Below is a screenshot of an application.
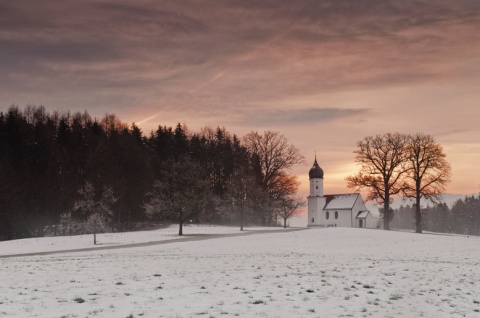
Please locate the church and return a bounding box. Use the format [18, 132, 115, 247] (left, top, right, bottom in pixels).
[307, 157, 376, 228]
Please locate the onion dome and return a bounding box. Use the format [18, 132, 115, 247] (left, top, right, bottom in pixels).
[309, 158, 324, 179]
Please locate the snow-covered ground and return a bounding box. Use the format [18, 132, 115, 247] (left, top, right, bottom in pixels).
[0, 224, 281, 256]
[1, 227, 479, 317]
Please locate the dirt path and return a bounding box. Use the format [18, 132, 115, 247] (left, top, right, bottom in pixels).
[0, 227, 307, 259]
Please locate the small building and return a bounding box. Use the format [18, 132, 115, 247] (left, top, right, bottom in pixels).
[307, 157, 376, 228]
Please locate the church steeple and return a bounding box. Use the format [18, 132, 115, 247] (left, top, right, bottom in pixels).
[309, 156, 324, 197]
[309, 155, 324, 179]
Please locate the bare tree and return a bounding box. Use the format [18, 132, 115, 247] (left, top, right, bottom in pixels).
[346, 133, 409, 230]
[74, 181, 117, 244]
[242, 131, 304, 224]
[404, 133, 451, 233]
[275, 196, 305, 228]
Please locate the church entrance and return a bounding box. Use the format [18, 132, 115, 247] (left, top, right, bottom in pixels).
[359, 219, 364, 228]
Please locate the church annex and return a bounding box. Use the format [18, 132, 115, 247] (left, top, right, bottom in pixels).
[307, 157, 376, 228]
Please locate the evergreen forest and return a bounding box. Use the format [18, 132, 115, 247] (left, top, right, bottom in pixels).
[0, 105, 304, 240]
[390, 196, 480, 236]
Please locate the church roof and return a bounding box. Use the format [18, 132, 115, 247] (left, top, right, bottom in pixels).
[324, 193, 359, 210]
[309, 158, 324, 179]
[356, 211, 369, 219]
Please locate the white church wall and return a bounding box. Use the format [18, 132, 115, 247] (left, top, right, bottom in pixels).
[351, 197, 377, 229]
[309, 179, 323, 197]
[307, 196, 326, 226]
[307, 197, 317, 226]
[351, 196, 366, 228]
[365, 212, 377, 228]
[323, 209, 352, 227]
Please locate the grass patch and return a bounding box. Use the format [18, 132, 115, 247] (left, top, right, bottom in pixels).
[196, 311, 209, 315]
[74, 297, 85, 303]
[389, 293, 403, 300]
[251, 300, 264, 304]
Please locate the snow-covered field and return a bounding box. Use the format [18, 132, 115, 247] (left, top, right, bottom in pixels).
[0, 224, 271, 256]
[1, 227, 479, 318]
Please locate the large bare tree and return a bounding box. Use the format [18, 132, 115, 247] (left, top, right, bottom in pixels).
[243, 131, 305, 200]
[404, 133, 451, 233]
[346, 133, 409, 230]
[243, 131, 305, 224]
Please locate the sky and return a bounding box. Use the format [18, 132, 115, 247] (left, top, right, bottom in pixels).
[1, 0, 479, 197]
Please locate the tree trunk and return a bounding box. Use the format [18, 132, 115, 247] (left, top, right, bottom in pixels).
[93, 233, 97, 245]
[283, 217, 287, 228]
[383, 199, 390, 230]
[178, 222, 183, 236]
[127, 209, 131, 231]
[383, 216, 390, 230]
[240, 206, 245, 231]
[415, 192, 422, 233]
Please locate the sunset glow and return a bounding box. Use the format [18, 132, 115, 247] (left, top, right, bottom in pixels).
[2, 1, 479, 197]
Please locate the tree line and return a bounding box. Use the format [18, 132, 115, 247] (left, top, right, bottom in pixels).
[346, 132, 452, 233]
[0, 105, 304, 240]
[391, 196, 480, 236]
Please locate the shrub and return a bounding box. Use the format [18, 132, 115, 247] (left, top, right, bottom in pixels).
[74, 297, 85, 303]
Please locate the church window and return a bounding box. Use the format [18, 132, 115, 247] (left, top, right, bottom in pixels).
[335, 211, 338, 219]
[326, 211, 329, 220]
[316, 186, 318, 189]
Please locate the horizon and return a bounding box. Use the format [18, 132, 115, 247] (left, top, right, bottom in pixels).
[1, 1, 479, 197]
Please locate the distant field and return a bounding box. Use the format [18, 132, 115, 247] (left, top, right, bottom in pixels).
[0, 227, 479, 317]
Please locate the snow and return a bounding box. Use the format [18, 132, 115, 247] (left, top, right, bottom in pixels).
[325, 194, 358, 210]
[357, 211, 369, 218]
[0, 225, 280, 256]
[1, 227, 479, 317]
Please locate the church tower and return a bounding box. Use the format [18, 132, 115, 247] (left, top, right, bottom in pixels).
[309, 157, 324, 197]
[307, 157, 326, 226]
